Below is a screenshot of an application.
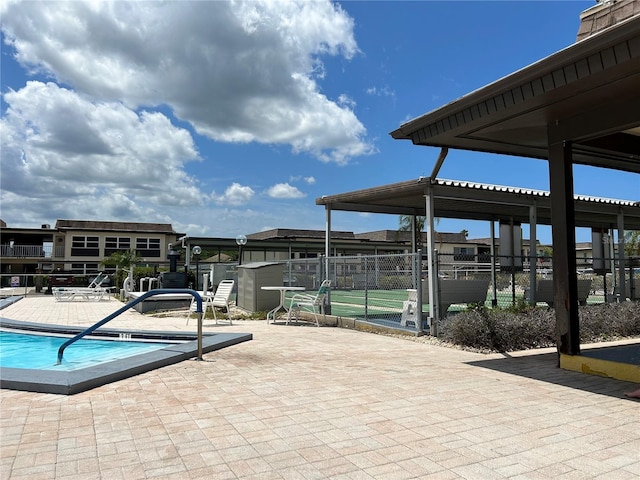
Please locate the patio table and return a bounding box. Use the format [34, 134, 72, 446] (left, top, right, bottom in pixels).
[261, 286, 305, 323]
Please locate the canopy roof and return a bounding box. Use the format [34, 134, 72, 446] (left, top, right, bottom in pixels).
[316, 177, 640, 230]
[390, 15, 640, 174]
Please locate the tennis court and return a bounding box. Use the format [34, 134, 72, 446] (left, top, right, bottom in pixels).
[283, 287, 608, 329]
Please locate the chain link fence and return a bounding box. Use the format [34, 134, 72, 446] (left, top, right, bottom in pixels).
[275, 251, 639, 334]
[3, 252, 638, 335]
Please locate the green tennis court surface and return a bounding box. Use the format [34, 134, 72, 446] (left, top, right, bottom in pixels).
[284, 288, 606, 320]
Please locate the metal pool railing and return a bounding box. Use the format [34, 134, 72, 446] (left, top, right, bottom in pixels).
[56, 289, 203, 364]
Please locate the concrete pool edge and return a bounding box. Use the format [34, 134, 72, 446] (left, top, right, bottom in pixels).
[0, 318, 252, 395]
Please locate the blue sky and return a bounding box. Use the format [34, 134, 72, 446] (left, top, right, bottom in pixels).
[1, 1, 637, 245]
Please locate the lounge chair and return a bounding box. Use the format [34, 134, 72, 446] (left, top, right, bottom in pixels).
[185, 280, 235, 325]
[211, 279, 235, 325]
[53, 273, 110, 302]
[286, 280, 331, 327]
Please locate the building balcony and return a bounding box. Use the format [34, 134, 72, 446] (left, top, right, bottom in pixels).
[0, 245, 65, 259]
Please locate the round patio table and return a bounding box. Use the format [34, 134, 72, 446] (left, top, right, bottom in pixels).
[261, 286, 305, 323]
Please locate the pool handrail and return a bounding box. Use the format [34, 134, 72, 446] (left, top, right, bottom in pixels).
[56, 289, 203, 364]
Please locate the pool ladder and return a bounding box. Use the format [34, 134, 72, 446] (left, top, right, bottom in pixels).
[56, 289, 205, 364]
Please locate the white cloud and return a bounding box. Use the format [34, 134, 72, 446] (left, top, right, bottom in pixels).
[266, 183, 305, 199]
[0, 81, 204, 219]
[289, 175, 316, 184]
[366, 86, 395, 98]
[1, 0, 374, 164]
[337, 94, 356, 109]
[212, 183, 255, 206]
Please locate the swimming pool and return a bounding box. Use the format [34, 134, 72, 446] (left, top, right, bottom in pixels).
[1, 330, 177, 370]
[0, 318, 252, 395]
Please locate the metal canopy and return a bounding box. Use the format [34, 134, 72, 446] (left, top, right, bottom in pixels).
[390, 15, 640, 174]
[316, 177, 640, 230]
[382, 12, 640, 353]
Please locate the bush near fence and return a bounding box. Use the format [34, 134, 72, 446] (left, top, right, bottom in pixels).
[441, 302, 640, 352]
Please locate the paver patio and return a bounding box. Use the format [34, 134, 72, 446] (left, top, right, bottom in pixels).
[1, 295, 638, 479]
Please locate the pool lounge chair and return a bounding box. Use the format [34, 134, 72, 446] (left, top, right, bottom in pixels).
[187, 280, 235, 326]
[53, 273, 111, 302]
[0, 287, 17, 297]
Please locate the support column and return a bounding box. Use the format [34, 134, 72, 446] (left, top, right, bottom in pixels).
[411, 216, 417, 254]
[324, 206, 332, 314]
[548, 140, 580, 356]
[529, 204, 538, 305]
[617, 212, 627, 301]
[325, 207, 331, 260]
[424, 186, 437, 334]
[490, 221, 497, 307]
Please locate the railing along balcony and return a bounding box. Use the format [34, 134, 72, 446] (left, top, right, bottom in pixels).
[0, 244, 62, 259]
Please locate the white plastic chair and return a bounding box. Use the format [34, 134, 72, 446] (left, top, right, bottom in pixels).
[286, 280, 331, 327]
[211, 279, 235, 325]
[185, 293, 212, 325]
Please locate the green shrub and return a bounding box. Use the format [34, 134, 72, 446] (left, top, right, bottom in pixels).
[441, 302, 640, 352]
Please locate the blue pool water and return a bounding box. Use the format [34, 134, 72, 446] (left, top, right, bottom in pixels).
[0, 330, 176, 371]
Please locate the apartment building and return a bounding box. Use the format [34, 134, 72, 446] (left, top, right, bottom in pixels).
[0, 219, 182, 284]
[2, 218, 553, 287]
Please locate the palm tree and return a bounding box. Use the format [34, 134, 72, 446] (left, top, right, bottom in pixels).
[101, 249, 141, 289]
[624, 230, 640, 264]
[102, 249, 140, 270]
[399, 215, 425, 252]
[399, 215, 445, 252]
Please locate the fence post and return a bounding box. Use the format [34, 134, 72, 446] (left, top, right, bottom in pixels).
[432, 250, 441, 336]
[320, 254, 331, 315]
[415, 250, 424, 334]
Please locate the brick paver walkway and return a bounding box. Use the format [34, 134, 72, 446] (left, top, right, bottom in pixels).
[1, 296, 639, 479]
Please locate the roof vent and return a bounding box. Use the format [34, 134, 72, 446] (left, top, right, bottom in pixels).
[41, 224, 51, 229]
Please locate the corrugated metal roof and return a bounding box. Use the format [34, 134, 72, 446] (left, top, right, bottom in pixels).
[316, 177, 640, 230]
[433, 178, 638, 206]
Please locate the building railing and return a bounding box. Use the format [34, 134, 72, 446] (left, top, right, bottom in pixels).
[0, 245, 65, 258]
[1, 245, 46, 258]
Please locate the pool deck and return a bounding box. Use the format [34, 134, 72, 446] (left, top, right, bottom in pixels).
[1, 295, 639, 479]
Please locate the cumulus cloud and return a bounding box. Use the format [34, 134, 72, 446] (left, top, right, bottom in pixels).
[212, 183, 255, 206]
[0, 81, 204, 218]
[289, 175, 316, 184]
[266, 183, 305, 199]
[1, 0, 374, 164]
[0, 0, 380, 235]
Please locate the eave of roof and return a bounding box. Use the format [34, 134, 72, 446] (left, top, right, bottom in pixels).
[390, 14, 640, 173]
[54, 219, 177, 234]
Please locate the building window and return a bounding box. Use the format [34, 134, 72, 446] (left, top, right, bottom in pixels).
[105, 237, 131, 256]
[453, 247, 476, 262]
[136, 237, 161, 258]
[70, 263, 99, 274]
[71, 236, 100, 257]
